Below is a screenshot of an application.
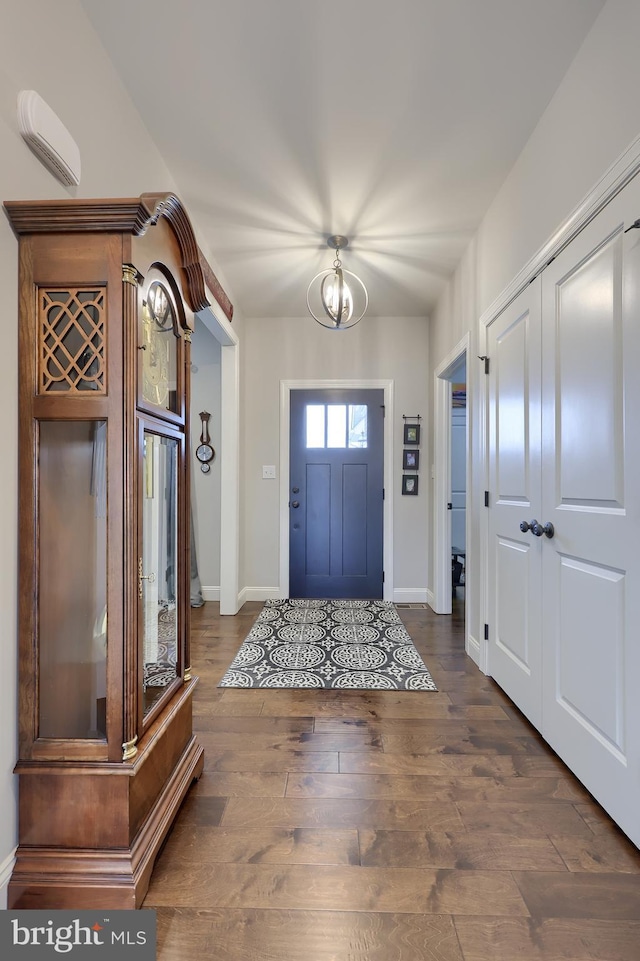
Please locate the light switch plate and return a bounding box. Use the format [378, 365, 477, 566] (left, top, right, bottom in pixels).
[262, 465, 276, 479]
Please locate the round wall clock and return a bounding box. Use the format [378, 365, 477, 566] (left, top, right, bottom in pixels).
[196, 411, 214, 472]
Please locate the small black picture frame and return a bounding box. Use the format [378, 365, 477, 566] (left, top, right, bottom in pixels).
[402, 474, 419, 495]
[403, 423, 420, 445]
[403, 449, 419, 470]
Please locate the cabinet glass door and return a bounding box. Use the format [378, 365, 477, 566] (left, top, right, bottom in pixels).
[141, 430, 180, 716]
[139, 280, 180, 414]
[38, 421, 107, 740]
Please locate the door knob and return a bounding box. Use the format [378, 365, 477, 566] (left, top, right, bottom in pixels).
[291, 501, 300, 508]
[520, 519, 542, 535]
[520, 518, 554, 538]
[292, 487, 300, 493]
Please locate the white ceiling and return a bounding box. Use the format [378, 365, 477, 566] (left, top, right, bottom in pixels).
[79, 0, 605, 319]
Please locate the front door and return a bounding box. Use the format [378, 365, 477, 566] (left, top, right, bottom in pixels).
[289, 388, 384, 598]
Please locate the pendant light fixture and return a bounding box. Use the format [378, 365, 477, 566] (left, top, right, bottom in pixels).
[306, 235, 368, 329]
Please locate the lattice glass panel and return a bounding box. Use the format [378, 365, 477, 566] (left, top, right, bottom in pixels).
[39, 288, 105, 393]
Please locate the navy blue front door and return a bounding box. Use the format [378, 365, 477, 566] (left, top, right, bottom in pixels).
[289, 388, 384, 598]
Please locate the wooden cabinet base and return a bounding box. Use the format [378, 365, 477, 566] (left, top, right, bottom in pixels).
[8, 683, 204, 910]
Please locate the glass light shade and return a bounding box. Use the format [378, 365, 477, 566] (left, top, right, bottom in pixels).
[307, 266, 368, 329]
[321, 268, 353, 325]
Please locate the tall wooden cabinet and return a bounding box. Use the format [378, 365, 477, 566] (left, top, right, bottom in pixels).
[5, 193, 207, 908]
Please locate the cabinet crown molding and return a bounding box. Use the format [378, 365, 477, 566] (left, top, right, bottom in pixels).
[3, 192, 231, 316]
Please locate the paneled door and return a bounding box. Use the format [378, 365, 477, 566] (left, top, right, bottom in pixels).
[289, 388, 384, 599]
[487, 174, 640, 848]
[487, 277, 543, 728]
[540, 180, 640, 847]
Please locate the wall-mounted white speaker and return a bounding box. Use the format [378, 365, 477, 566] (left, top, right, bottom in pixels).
[17, 90, 81, 186]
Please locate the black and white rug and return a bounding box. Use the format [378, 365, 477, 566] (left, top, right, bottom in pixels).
[218, 599, 437, 691]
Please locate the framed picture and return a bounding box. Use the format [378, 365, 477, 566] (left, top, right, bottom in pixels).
[402, 474, 419, 495]
[403, 449, 419, 470]
[403, 423, 420, 445]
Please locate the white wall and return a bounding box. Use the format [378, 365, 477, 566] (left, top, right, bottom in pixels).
[242, 315, 430, 597]
[477, 0, 640, 315]
[0, 0, 227, 906]
[190, 320, 222, 597]
[429, 0, 640, 656]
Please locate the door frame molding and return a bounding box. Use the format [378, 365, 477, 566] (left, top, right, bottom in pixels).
[198, 306, 240, 614]
[279, 379, 394, 601]
[433, 337, 470, 633]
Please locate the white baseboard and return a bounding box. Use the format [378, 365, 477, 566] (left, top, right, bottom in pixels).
[392, 588, 429, 604]
[200, 586, 220, 602]
[425, 588, 435, 607]
[229, 588, 434, 606]
[0, 847, 16, 909]
[243, 587, 284, 603]
[466, 632, 480, 667]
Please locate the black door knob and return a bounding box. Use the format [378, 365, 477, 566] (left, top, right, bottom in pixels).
[291, 501, 300, 508]
[520, 518, 554, 539]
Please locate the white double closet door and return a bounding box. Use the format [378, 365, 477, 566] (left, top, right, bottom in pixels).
[487, 173, 640, 848]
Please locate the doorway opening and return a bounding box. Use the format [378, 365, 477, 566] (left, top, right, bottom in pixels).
[433, 336, 469, 637]
[193, 306, 240, 614]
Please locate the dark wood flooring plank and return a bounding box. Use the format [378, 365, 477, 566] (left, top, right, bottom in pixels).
[456, 801, 594, 837]
[156, 908, 209, 960]
[198, 731, 383, 752]
[193, 697, 266, 717]
[145, 862, 529, 916]
[549, 833, 640, 873]
[259, 693, 451, 719]
[512, 871, 640, 920]
[454, 917, 640, 961]
[285, 773, 589, 803]
[381, 733, 547, 755]
[193, 771, 287, 797]
[338, 752, 568, 777]
[313, 705, 513, 725]
[158, 908, 465, 961]
[359, 829, 567, 872]
[194, 715, 314, 733]
[378, 718, 543, 737]
[221, 797, 466, 832]
[202, 748, 340, 773]
[157, 825, 360, 866]
[171, 794, 227, 827]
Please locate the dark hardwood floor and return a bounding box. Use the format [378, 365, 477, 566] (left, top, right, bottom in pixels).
[143, 600, 640, 960]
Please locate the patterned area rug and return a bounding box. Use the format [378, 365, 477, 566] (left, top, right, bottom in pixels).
[218, 599, 437, 691]
[143, 607, 177, 689]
